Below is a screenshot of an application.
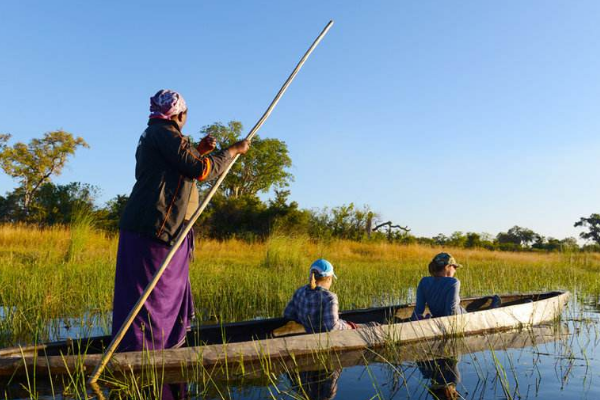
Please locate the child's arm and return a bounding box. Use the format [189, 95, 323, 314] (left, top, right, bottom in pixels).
[324, 293, 352, 330]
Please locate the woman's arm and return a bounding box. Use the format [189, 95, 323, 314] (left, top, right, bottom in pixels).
[445, 279, 462, 316]
[411, 279, 427, 320]
[155, 129, 248, 181]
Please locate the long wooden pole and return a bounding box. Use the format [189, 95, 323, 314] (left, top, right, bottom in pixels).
[88, 20, 334, 384]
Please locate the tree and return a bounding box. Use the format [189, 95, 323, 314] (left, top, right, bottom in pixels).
[198, 122, 292, 198]
[30, 182, 98, 225]
[0, 189, 25, 222]
[306, 203, 375, 241]
[507, 226, 537, 247]
[97, 194, 129, 231]
[560, 237, 578, 249]
[447, 231, 467, 248]
[433, 233, 448, 246]
[0, 131, 89, 215]
[265, 190, 310, 235]
[329, 203, 372, 241]
[497, 226, 539, 248]
[200, 194, 269, 240]
[574, 214, 600, 245]
[465, 232, 481, 248]
[531, 234, 546, 250]
[372, 220, 410, 242]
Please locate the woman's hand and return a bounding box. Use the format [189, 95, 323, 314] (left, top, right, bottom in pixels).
[197, 135, 217, 155]
[227, 139, 251, 158]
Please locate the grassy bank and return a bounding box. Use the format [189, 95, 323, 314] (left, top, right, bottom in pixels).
[0, 223, 599, 347]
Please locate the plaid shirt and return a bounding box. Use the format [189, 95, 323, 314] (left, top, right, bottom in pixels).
[283, 285, 351, 333]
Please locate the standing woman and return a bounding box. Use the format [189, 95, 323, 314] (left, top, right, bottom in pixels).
[113, 89, 249, 351]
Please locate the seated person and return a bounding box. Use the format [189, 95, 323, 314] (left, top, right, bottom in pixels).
[284, 259, 356, 333]
[411, 252, 467, 320]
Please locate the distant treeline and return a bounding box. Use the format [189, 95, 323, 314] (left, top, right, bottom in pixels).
[1, 124, 599, 253]
[0, 181, 598, 253]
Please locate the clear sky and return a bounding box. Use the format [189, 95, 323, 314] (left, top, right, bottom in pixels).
[1, 1, 599, 240]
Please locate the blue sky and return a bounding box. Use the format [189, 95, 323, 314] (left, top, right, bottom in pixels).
[1, 1, 599, 240]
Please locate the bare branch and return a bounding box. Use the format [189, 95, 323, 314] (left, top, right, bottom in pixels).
[373, 221, 411, 232]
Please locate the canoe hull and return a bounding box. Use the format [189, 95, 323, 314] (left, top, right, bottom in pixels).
[0, 291, 569, 378]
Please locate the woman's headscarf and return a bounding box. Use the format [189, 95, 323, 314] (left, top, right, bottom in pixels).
[149, 89, 187, 120]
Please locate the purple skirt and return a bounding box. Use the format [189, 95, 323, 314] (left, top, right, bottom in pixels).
[111, 230, 194, 352]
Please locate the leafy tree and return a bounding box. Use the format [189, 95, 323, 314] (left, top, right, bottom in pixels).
[199, 194, 268, 240]
[0, 189, 25, 222]
[560, 237, 578, 249]
[574, 214, 600, 245]
[198, 121, 293, 198]
[544, 237, 562, 251]
[0, 131, 89, 215]
[308, 208, 333, 241]
[531, 234, 547, 250]
[433, 234, 448, 246]
[328, 203, 372, 241]
[582, 243, 600, 252]
[479, 232, 495, 243]
[497, 231, 519, 246]
[447, 231, 467, 248]
[415, 236, 435, 246]
[265, 190, 310, 235]
[393, 231, 416, 245]
[331, 204, 357, 240]
[532, 236, 578, 252]
[507, 226, 537, 247]
[497, 226, 539, 248]
[97, 194, 129, 231]
[30, 182, 98, 225]
[465, 232, 481, 248]
[306, 203, 375, 241]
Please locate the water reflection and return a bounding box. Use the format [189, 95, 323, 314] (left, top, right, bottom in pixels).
[287, 357, 464, 400]
[291, 369, 341, 400]
[279, 324, 566, 400]
[2, 318, 595, 400]
[161, 383, 188, 400]
[417, 358, 461, 400]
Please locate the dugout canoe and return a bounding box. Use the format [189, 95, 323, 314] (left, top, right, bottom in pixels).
[2, 324, 567, 396]
[0, 291, 569, 378]
[197, 322, 568, 382]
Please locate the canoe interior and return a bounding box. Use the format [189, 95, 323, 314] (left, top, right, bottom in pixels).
[0, 291, 564, 359]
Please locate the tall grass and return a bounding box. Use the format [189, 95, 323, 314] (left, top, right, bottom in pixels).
[0, 223, 599, 347]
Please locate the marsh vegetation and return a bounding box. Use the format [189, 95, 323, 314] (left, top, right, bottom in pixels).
[1, 224, 599, 399]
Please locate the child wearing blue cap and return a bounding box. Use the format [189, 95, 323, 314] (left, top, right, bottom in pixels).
[283, 259, 357, 333]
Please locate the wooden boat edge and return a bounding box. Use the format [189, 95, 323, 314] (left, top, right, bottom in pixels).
[0, 291, 570, 377]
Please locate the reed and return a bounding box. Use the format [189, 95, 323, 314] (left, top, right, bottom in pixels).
[1, 223, 599, 348]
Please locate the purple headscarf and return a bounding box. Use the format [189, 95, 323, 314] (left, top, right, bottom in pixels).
[149, 89, 188, 120]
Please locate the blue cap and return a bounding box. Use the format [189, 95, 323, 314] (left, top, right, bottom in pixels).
[309, 259, 337, 279]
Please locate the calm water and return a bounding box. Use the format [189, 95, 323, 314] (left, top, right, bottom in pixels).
[3, 300, 600, 400]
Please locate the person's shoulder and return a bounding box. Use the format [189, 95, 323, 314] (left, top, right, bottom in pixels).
[147, 119, 181, 137]
[441, 277, 460, 286]
[322, 289, 338, 302]
[294, 285, 310, 296]
[418, 276, 434, 286]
